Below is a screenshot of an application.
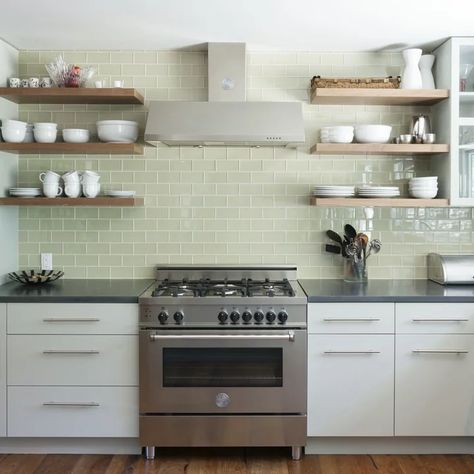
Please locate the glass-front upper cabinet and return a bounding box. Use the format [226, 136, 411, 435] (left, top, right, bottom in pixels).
[433, 37, 474, 206]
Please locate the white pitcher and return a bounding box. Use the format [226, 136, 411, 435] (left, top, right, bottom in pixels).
[419, 54, 436, 89]
[401, 48, 423, 89]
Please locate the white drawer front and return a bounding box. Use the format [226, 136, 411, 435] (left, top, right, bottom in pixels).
[308, 334, 394, 436]
[7, 303, 138, 335]
[308, 303, 394, 334]
[8, 386, 138, 437]
[396, 303, 474, 334]
[395, 334, 474, 436]
[8, 335, 138, 386]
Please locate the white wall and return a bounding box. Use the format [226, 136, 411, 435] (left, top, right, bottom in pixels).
[0, 39, 18, 282]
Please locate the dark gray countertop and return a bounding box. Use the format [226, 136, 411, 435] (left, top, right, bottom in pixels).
[0, 279, 154, 303]
[298, 279, 474, 303]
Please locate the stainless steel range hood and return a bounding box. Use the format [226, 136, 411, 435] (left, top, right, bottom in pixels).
[145, 43, 305, 147]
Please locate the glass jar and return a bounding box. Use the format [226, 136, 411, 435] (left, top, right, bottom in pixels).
[343, 257, 368, 283]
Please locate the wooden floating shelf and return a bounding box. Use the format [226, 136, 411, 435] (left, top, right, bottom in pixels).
[0, 142, 144, 155]
[0, 87, 144, 105]
[310, 197, 449, 208]
[0, 197, 144, 207]
[311, 143, 449, 155]
[310, 88, 449, 106]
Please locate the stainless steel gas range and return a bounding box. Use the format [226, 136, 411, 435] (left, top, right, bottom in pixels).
[138, 265, 307, 461]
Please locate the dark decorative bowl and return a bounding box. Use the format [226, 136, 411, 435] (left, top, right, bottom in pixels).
[8, 270, 64, 285]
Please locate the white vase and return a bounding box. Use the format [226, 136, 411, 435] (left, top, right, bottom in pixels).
[401, 48, 423, 89]
[419, 54, 436, 89]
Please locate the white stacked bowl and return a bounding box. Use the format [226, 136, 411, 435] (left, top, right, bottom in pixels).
[320, 126, 354, 144]
[34, 122, 58, 143]
[1, 119, 27, 143]
[409, 176, 438, 199]
[355, 125, 392, 144]
[63, 129, 90, 143]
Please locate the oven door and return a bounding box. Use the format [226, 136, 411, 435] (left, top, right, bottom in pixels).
[139, 328, 306, 414]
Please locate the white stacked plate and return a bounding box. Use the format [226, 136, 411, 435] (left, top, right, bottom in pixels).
[313, 185, 356, 197]
[409, 176, 438, 199]
[9, 187, 41, 198]
[358, 186, 400, 198]
[107, 190, 136, 198]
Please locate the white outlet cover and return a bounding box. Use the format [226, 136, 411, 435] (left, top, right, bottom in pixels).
[41, 253, 53, 271]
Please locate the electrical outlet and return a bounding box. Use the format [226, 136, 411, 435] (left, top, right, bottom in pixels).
[41, 253, 53, 271]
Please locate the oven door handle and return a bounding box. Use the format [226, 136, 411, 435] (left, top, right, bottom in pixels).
[149, 331, 296, 342]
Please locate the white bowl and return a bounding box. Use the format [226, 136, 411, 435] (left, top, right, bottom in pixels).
[34, 122, 58, 129]
[355, 125, 392, 144]
[63, 129, 90, 144]
[1, 126, 26, 143]
[2, 119, 27, 128]
[409, 188, 438, 198]
[34, 128, 57, 143]
[96, 120, 139, 143]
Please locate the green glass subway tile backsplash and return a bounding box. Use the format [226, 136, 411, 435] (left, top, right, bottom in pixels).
[15, 50, 473, 279]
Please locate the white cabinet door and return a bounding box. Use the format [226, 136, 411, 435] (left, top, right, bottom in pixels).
[308, 334, 394, 436]
[395, 334, 474, 435]
[8, 335, 138, 386]
[8, 386, 138, 437]
[308, 303, 394, 334]
[0, 304, 5, 436]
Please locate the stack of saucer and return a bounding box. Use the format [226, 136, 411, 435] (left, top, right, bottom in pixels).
[358, 185, 400, 198]
[9, 187, 41, 198]
[313, 185, 356, 198]
[409, 177, 438, 199]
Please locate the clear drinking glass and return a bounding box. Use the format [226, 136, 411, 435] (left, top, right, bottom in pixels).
[343, 257, 368, 283]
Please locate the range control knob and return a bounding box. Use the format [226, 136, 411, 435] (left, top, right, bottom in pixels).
[158, 311, 169, 324]
[230, 311, 240, 323]
[278, 311, 288, 324]
[254, 311, 264, 323]
[242, 311, 253, 323]
[173, 311, 184, 324]
[266, 311, 276, 323]
[218, 311, 229, 324]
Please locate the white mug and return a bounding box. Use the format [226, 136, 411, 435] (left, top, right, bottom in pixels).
[62, 170, 80, 183]
[39, 170, 61, 183]
[43, 183, 62, 198]
[29, 77, 40, 88]
[113, 80, 124, 88]
[9, 77, 20, 88]
[40, 77, 52, 88]
[83, 182, 100, 198]
[94, 80, 106, 88]
[65, 183, 81, 198]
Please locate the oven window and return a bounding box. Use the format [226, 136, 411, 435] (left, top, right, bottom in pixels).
[163, 348, 283, 387]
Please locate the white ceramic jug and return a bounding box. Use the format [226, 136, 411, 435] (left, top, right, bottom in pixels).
[419, 54, 436, 89]
[401, 48, 423, 89]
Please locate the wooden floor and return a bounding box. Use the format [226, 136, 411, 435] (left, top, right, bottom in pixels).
[0, 449, 473, 473]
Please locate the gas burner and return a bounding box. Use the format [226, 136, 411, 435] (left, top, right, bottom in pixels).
[247, 278, 295, 297]
[204, 281, 247, 297]
[152, 279, 202, 297]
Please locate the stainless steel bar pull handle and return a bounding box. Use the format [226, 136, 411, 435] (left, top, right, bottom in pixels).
[324, 350, 380, 354]
[43, 318, 100, 322]
[150, 331, 295, 342]
[412, 349, 469, 354]
[412, 318, 469, 322]
[323, 318, 381, 322]
[43, 402, 100, 407]
[42, 350, 100, 354]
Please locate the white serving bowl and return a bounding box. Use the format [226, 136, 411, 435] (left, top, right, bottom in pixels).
[63, 129, 90, 144]
[1, 126, 26, 143]
[355, 125, 392, 144]
[409, 188, 438, 199]
[96, 120, 139, 143]
[34, 127, 57, 143]
[2, 119, 27, 129]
